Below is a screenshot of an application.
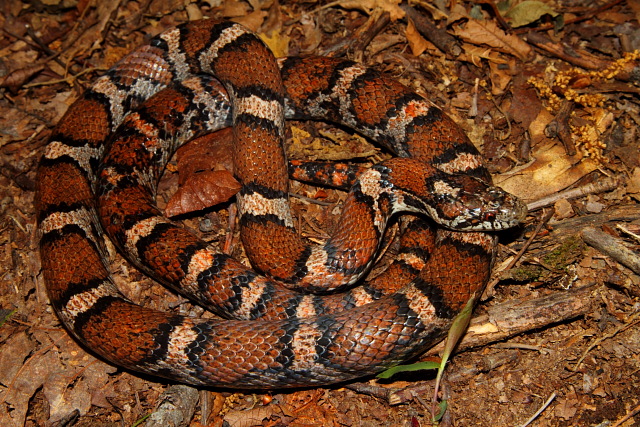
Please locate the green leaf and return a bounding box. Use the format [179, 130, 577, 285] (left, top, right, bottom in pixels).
[430, 296, 477, 421]
[0, 309, 17, 329]
[376, 361, 441, 379]
[504, 1, 559, 28]
[432, 400, 448, 422]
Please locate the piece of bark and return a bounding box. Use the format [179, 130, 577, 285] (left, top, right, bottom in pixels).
[525, 31, 640, 83]
[320, 10, 391, 58]
[401, 4, 461, 57]
[549, 205, 640, 236]
[582, 227, 640, 275]
[426, 283, 597, 355]
[145, 385, 199, 427]
[545, 99, 576, 156]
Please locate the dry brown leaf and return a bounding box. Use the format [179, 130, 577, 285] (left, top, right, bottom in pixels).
[0, 332, 116, 426]
[175, 129, 235, 186]
[553, 198, 574, 220]
[0, 64, 45, 93]
[488, 57, 515, 95]
[452, 19, 532, 61]
[222, 0, 253, 18]
[62, 1, 122, 59]
[165, 170, 241, 217]
[233, 9, 269, 32]
[336, 0, 405, 21]
[223, 404, 290, 427]
[494, 142, 599, 202]
[626, 168, 640, 201]
[260, 28, 290, 58]
[406, 19, 431, 56]
[298, 16, 324, 54]
[166, 129, 241, 217]
[458, 43, 509, 66]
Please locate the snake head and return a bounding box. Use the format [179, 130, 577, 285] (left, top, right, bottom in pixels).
[429, 174, 528, 231]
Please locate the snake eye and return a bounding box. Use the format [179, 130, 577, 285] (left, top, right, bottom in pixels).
[483, 212, 496, 223]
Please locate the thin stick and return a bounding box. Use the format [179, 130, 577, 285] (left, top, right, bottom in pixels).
[519, 392, 557, 427]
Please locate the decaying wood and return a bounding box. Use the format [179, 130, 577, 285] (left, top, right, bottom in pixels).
[401, 4, 461, 57]
[347, 284, 596, 405]
[145, 385, 199, 427]
[525, 31, 640, 83]
[320, 9, 391, 58]
[427, 283, 597, 355]
[545, 99, 576, 156]
[582, 227, 640, 275]
[526, 176, 622, 211]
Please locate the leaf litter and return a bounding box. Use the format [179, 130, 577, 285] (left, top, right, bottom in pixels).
[1, 0, 640, 425]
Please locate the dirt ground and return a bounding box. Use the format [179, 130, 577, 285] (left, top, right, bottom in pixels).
[1, 0, 640, 426]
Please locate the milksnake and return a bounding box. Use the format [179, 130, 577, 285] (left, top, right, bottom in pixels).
[36, 19, 526, 388]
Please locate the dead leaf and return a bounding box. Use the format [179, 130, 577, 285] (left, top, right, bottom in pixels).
[503, 1, 559, 28]
[0, 64, 45, 93]
[165, 170, 241, 217]
[336, 0, 405, 21]
[222, 0, 252, 18]
[458, 43, 509, 68]
[452, 19, 532, 61]
[223, 404, 290, 427]
[554, 392, 579, 420]
[494, 142, 599, 202]
[406, 19, 430, 56]
[260, 28, 290, 58]
[233, 10, 269, 32]
[553, 198, 574, 220]
[0, 332, 116, 425]
[626, 168, 640, 202]
[488, 57, 515, 95]
[175, 129, 235, 187]
[166, 129, 241, 217]
[298, 16, 324, 54]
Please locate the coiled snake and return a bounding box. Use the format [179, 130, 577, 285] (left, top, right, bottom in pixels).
[36, 19, 526, 388]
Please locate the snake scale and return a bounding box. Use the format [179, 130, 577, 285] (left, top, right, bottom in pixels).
[35, 19, 526, 388]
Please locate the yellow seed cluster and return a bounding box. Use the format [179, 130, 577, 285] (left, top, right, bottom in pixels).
[527, 50, 639, 160]
[570, 123, 608, 161]
[528, 50, 640, 111]
[592, 50, 640, 80]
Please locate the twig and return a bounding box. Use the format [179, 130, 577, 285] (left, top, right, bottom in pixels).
[22, 67, 108, 89]
[525, 31, 639, 83]
[611, 401, 640, 427]
[545, 100, 576, 156]
[484, 208, 554, 298]
[519, 392, 557, 427]
[526, 176, 622, 211]
[515, 0, 625, 34]
[145, 385, 199, 427]
[401, 4, 461, 56]
[569, 309, 640, 371]
[349, 10, 391, 62]
[616, 223, 640, 243]
[430, 283, 597, 357]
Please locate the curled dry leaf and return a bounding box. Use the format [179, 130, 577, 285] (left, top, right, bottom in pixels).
[0, 64, 45, 93]
[165, 170, 241, 217]
[406, 19, 431, 56]
[165, 129, 241, 217]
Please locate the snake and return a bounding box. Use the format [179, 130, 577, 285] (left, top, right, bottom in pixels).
[35, 19, 526, 388]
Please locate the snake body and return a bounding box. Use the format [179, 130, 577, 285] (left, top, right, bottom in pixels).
[36, 19, 526, 388]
